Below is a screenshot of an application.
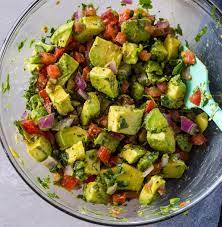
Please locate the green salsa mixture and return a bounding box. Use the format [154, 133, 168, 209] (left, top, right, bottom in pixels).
[15, 2, 209, 206]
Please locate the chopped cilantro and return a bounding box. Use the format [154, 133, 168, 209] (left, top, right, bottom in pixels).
[174, 24, 183, 36]
[139, 0, 152, 9]
[119, 117, 128, 129]
[2, 73, 10, 94]
[47, 192, 59, 199]
[185, 40, 190, 49]
[172, 60, 185, 75]
[195, 26, 208, 42]
[29, 39, 36, 48]
[81, 3, 87, 10]
[37, 176, 51, 189]
[18, 39, 27, 52]
[211, 5, 217, 21]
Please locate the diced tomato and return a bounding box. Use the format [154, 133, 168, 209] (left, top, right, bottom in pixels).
[176, 151, 189, 162]
[39, 89, 51, 113]
[189, 89, 201, 106]
[46, 64, 61, 79]
[84, 6, 97, 16]
[145, 100, 156, 113]
[101, 9, 119, 25]
[125, 191, 139, 199]
[168, 110, 180, 122]
[112, 192, 127, 205]
[39, 89, 49, 100]
[87, 123, 102, 139]
[97, 146, 110, 165]
[98, 116, 108, 128]
[191, 134, 207, 145]
[73, 52, 85, 64]
[42, 131, 55, 145]
[37, 74, 48, 91]
[121, 80, 130, 93]
[82, 66, 91, 81]
[74, 22, 84, 33]
[145, 86, 161, 97]
[40, 52, 57, 65]
[79, 45, 86, 53]
[21, 120, 41, 135]
[119, 9, 131, 24]
[139, 50, 151, 61]
[104, 24, 119, 40]
[157, 82, 168, 93]
[109, 132, 125, 141]
[61, 175, 79, 191]
[115, 32, 127, 45]
[150, 162, 162, 175]
[109, 156, 120, 167]
[54, 47, 65, 59]
[179, 201, 188, 208]
[84, 175, 97, 183]
[181, 50, 196, 65]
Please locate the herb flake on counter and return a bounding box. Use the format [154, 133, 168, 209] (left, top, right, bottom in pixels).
[139, 0, 153, 9]
[18, 39, 27, 52]
[29, 39, 36, 48]
[37, 176, 51, 189]
[195, 26, 208, 42]
[2, 73, 10, 94]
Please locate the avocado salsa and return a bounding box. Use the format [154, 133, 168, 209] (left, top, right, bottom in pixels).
[15, 4, 209, 206]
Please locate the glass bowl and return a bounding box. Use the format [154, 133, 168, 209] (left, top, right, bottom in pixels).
[1, 0, 222, 225]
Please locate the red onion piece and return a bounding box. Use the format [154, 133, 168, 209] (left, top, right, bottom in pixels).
[106, 61, 118, 74]
[153, 20, 170, 37]
[73, 10, 83, 20]
[75, 73, 87, 91]
[156, 21, 170, 29]
[77, 89, 89, 100]
[38, 113, 55, 130]
[52, 117, 74, 131]
[161, 154, 169, 167]
[121, 0, 132, 4]
[181, 116, 199, 135]
[142, 165, 154, 177]
[64, 165, 74, 176]
[21, 111, 28, 120]
[163, 113, 174, 126]
[109, 132, 125, 141]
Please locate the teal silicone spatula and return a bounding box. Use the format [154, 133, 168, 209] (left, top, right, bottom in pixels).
[184, 53, 222, 131]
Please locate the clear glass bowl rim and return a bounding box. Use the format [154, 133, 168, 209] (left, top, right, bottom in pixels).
[0, 0, 222, 226]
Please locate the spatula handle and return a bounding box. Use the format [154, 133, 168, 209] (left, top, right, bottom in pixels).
[202, 99, 222, 131]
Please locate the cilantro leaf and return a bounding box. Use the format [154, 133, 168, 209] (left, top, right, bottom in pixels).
[47, 192, 59, 199]
[174, 24, 183, 36]
[18, 39, 27, 52]
[195, 26, 208, 42]
[37, 176, 51, 189]
[139, 0, 153, 9]
[2, 73, 10, 94]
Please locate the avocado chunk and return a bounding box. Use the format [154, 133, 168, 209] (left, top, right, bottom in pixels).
[131, 82, 144, 100]
[55, 126, 87, 150]
[57, 53, 79, 86]
[151, 40, 168, 62]
[89, 37, 122, 68]
[31, 107, 48, 123]
[120, 144, 146, 164]
[34, 41, 55, 53]
[51, 20, 74, 47]
[144, 108, 169, 133]
[90, 67, 119, 98]
[108, 106, 144, 135]
[121, 19, 151, 43]
[24, 58, 43, 75]
[26, 136, 52, 162]
[145, 60, 163, 76]
[122, 42, 143, 65]
[46, 85, 73, 116]
[85, 150, 100, 175]
[65, 141, 85, 165]
[117, 63, 132, 81]
[147, 127, 176, 153]
[164, 34, 181, 60]
[74, 16, 105, 43]
[163, 156, 187, 178]
[94, 132, 120, 153]
[195, 112, 208, 133]
[81, 92, 100, 126]
[176, 134, 192, 152]
[161, 75, 186, 109]
[139, 175, 165, 205]
[84, 182, 108, 204]
[111, 163, 144, 191]
[137, 151, 159, 172]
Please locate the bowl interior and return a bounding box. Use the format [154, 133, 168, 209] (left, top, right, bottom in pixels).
[1, 0, 222, 225]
